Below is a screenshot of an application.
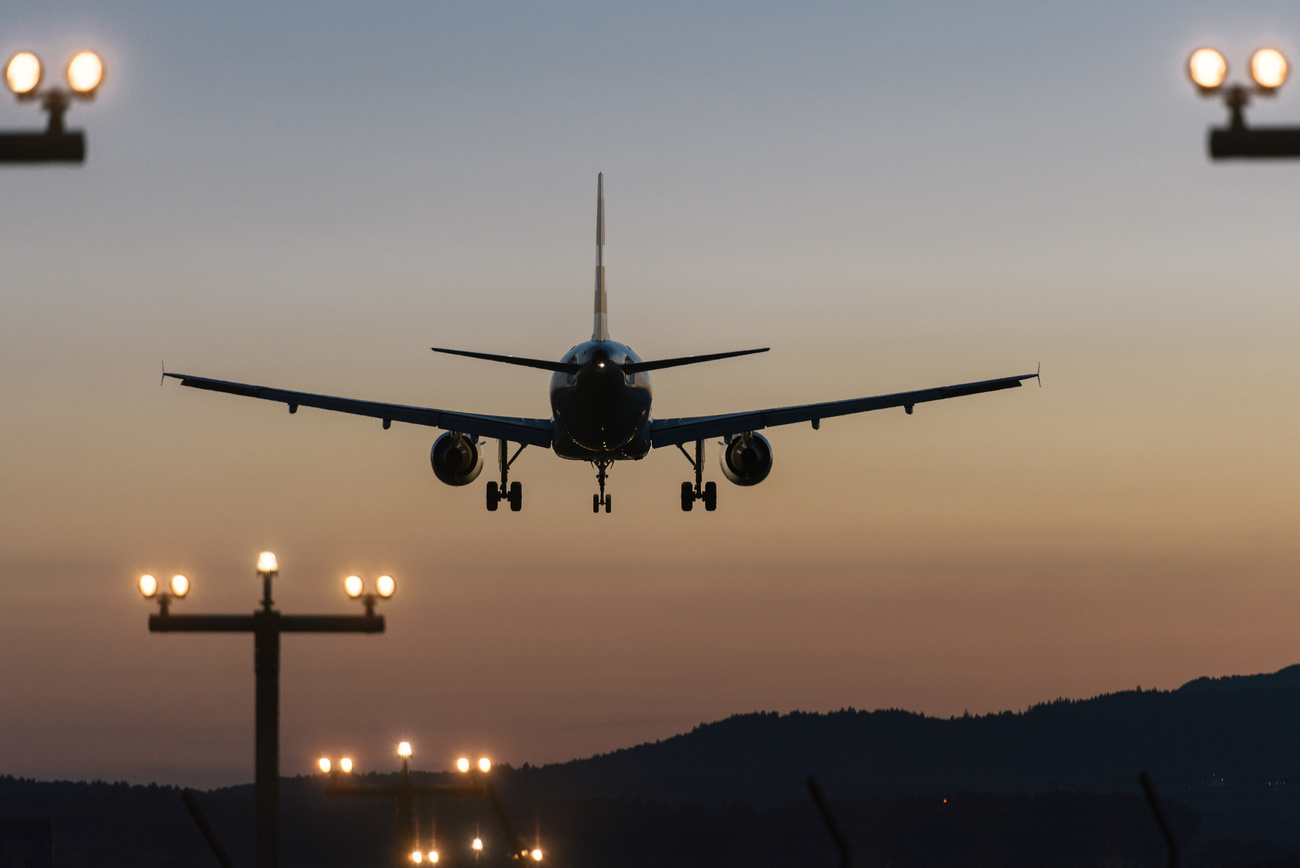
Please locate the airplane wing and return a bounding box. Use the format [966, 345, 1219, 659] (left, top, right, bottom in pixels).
[163, 373, 554, 448]
[649, 372, 1037, 447]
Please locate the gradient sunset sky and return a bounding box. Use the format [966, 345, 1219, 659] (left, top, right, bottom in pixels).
[4, 1, 1300, 788]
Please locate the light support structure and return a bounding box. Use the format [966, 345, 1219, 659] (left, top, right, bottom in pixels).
[2, 50, 104, 163]
[324, 748, 534, 865]
[142, 554, 388, 868]
[1188, 45, 1300, 158]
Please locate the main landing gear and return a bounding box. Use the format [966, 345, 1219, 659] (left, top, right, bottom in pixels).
[486, 440, 525, 512]
[592, 460, 612, 513]
[678, 440, 717, 512]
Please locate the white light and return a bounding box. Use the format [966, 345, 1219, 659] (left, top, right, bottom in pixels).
[138, 574, 158, 598]
[398, 741, 412, 759]
[344, 575, 364, 598]
[66, 51, 104, 94]
[478, 757, 491, 773]
[376, 575, 395, 598]
[457, 758, 470, 773]
[257, 551, 279, 574]
[412, 851, 423, 863]
[170, 574, 190, 598]
[319, 758, 331, 773]
[429, 852, 439, 863]
[340, 757, 353, 773]
[1188, 47, 1228, 91]
[1251, 47, 1289, 90]
[532, 849, 543, 861]
[5, 52, 41, 96]
[472, 838, 483, 852]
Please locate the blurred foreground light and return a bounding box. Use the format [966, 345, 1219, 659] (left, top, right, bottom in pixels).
[66, 51, 103, 95]
[412, 851, 423, 863]
[1251, 47, 1289, 90]
[532, 849, 543, 861]
[428, 852, 439, 863]
[472, 838, 483, 852]
[319, 758, 331, 773]
[5, 52, 42, 96]
[340, 757, 353, 773]
[139, 574, 159, 598]
[170, 574, 190, 598]
[1189, 47, 1228, 92]
[257, 551, 279, 575]
[478, 757, 491, 773]
[344, 575, 364, 598]
[398, 741, 412, 759]
[376, 575, 396, 598]
[457, 758, 470, 773]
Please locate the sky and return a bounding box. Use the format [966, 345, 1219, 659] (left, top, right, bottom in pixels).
[3, 0, 1300, 788]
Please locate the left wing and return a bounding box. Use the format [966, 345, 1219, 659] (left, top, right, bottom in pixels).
[164, 372, 553, 448]
[649, 372, 1036, 447]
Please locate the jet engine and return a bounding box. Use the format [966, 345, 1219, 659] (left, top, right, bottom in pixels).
[430, 432, 484, 486]
[719, 432, 773, 486]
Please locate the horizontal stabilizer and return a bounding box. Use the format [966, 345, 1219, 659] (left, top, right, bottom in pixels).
[623, 347, 769, 374]
[431, 347, 580, 374]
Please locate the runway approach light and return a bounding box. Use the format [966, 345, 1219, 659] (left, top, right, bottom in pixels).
[376, 575, 396, 598]
[139, 574, 159, 598]
[1251, 47, 1289, 91]
[478, 757, 491, 773]
[66, 52, 104, 95]
[532, 849, 544, 861]
[1189, 47, 1228, 92]
[257, 551, 279, 576]
[5, 53, 41, 97]
[170, 574, 190, 598]
[319, 758, 332, 774]
[340, 757, 352, 773]
[457, 758, 470, 773]
[472, 838, 483, 852]
[344, 575, 364, 598]
[398, 741, 413, 759]
[412, 851, 423, 863]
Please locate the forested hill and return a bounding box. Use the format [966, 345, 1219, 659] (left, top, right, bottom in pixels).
[507, 664, 1300, 802]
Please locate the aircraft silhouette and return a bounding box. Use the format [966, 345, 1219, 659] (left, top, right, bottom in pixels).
[165, 175, 1036, 514]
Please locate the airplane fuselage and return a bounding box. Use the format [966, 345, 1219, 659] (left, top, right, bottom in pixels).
[549, 340, 653, 460]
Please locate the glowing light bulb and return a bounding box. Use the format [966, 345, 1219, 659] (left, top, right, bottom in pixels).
[457, 758, 470, 773]
[376, 575, 395, 598]
[1251, 47, 1289, 90]
[478, 757, 491, 773]
[398, 741, 412, 759]
[1189, 47, 1228, 91]
[319, 758, 331, 773]
[340, 757, 353, 773]
[412, 851, 423, 863]
[472, 838, 483, 852]
[344, 575, 364, 598]
[257, 551, 279, 575]
[429, 852, 439, 863]
[170, 574, 190, 598]
[532, 849, 543, 861]
[66, 51, 104, 94]
[5, 52, 41, 96]
[138, 574, 158, 598]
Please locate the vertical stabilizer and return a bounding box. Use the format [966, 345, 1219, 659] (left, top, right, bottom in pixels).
[593, 173, 609, 341]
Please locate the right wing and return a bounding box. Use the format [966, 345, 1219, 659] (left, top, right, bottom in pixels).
[164, 372, 553, 448]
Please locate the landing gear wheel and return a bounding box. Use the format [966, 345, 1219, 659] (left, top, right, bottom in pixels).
[486, 481, 499, 511]
[508, 481, 522, 512]
[605, 495, 612, 514]
[593, 494, 600, 514]
[703, 481, 717, 512]
[681, 481, 694, 512]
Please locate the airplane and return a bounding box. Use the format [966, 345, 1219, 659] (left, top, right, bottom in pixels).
[164, 174, 1037, 514]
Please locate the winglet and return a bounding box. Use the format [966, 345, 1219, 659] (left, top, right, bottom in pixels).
[160, 361, 165, 387]
[593, 173, 609, 341]
[1036, 361, 1042, 386]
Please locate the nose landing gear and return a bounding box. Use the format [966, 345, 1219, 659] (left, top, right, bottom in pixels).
[677, 440, 717, 512]
[592, 460, 613, 513]
[486, 440, 525, 512]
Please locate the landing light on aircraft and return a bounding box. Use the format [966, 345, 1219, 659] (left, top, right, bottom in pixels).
[1189, 47, 1228, 92]
[138, 574, 158, 598]
[5, 52, 41, 96]
[1251, 47, 1289, 91]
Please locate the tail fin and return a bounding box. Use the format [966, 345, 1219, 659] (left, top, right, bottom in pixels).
[593, 173, 609, 341]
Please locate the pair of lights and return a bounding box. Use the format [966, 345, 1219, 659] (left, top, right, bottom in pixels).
[412, 851, 439, 863]
[5, 51, 104, 98]
[1189, 46, 1290, 93]
[139, 574, 189, 599]
[318, 756, 353, 774]
[456, 757, 492, 773]
[344, 574, 395, 599]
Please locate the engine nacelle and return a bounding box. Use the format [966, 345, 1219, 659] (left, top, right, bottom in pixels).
[719, 432, 773, 486]
[430, 432, 484, 486]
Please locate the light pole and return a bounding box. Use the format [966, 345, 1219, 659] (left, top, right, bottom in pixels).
[1188, 45, 1300, 158]
[2, 50, 104, 163]
[141, 552, 390, 868]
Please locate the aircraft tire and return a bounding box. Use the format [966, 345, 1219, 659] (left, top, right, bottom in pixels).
[487, 481, 499, 511]
[605, 495, 612, 513]
[593, 494, 600, 513]
[509, 481, 522, 512]
[703, 481, 717, 511]
[680, 481, 693, 512]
